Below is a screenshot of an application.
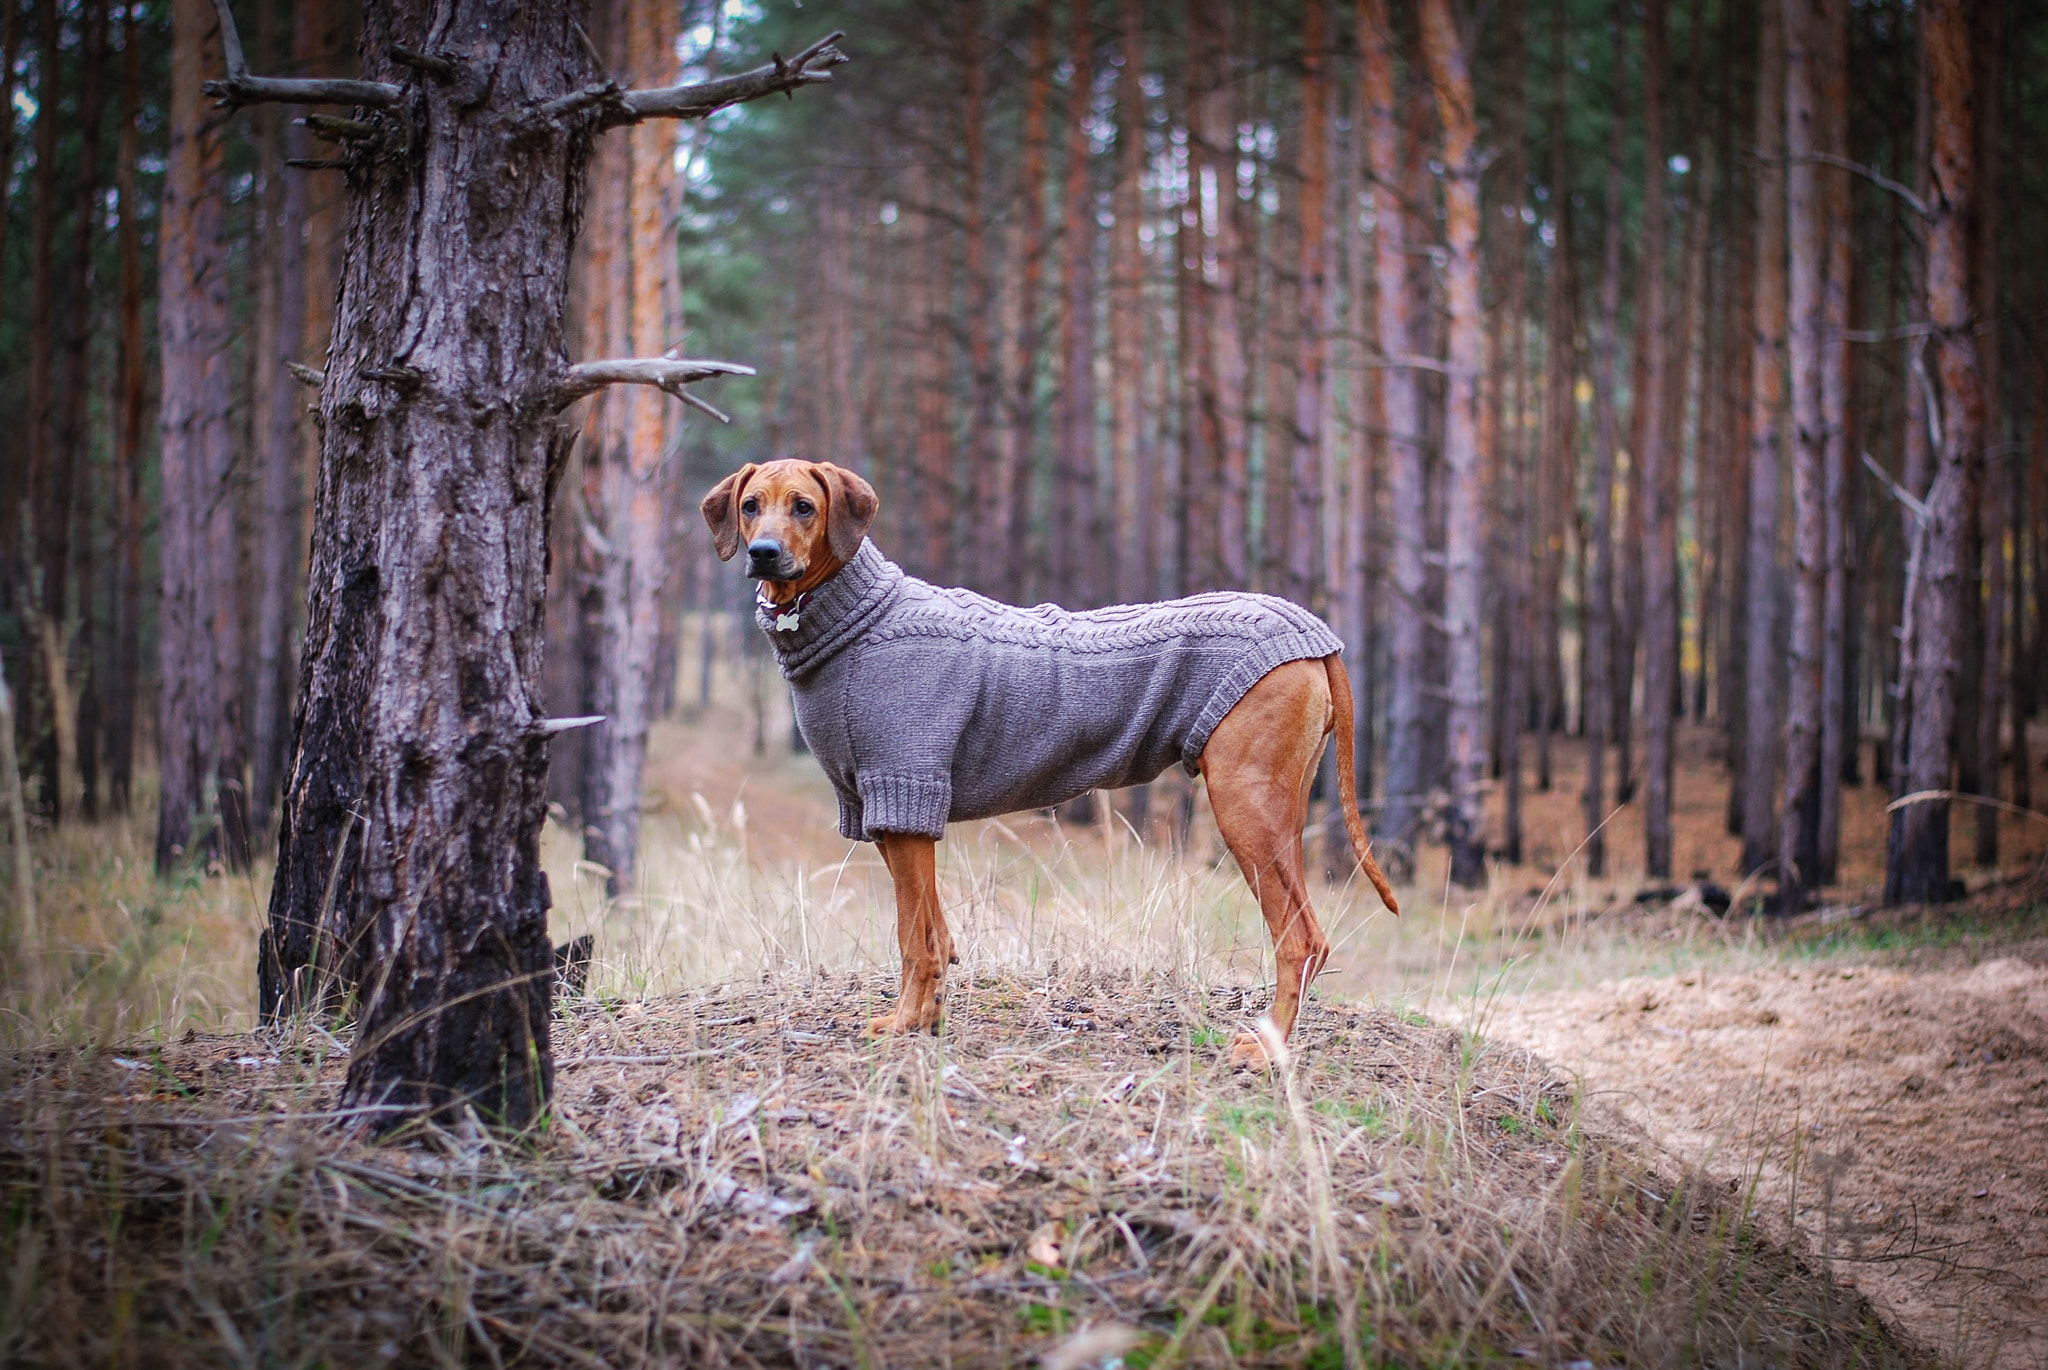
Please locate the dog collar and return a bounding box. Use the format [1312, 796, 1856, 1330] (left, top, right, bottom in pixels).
[759, 587, 813, 633]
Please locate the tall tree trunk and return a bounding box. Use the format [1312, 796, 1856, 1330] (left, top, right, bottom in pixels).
[576, 0, 682, 894]
[1361, 0, 1424, 882]
[1110, 0, 1146, 604]
[964, 0, 1003, 597]
[252, 18, 312, 839]
[1287, 0, 1330, 611]
[108, 2, 144, 815]
[1815, 0, 1851, 884]
[0, 0, 22, 631]
[1419, 0, 1485, 887]
[1008, 0, 1054, 602]
[1583, 12, 1630, 881]
[1535, 136, 1577, 802]
[1970, 0, 2004, 868]
[1779, 0, 1827, 910]
[1887, 0, 1984, 906]
[1494, 0, 1529, 864]
[24, 0, 65, 824]
[54, 0, 110, 823]
[1197, 0, 1249, 590]
[1742, 0, 1787, 879]
[1058, 0, 1100, 606]
[1636, 0, 1676, 880]
[157, 0, 236, 873]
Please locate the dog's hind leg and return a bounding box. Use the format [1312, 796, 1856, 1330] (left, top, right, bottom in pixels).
[1199, 658, 1335, 1067]
[870, 832, 955, 1036]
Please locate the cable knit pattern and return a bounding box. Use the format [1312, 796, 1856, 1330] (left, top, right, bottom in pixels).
[758, 539, 1344, 841]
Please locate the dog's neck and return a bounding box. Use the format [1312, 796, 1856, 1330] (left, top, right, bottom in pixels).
[756, 554, 846, 609]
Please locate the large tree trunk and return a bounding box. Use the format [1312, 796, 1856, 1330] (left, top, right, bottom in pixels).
[964, 0, 1003, 598]
[1361, 0, 1424, 882]
[575, 0, 682, 895]
[1970, 0, 2005, 869]
[0, 1, 21, 638]
[1110, 0, 1146, 604]
[257, 7, 598, 1117]
[24, 0, 65, 825]
[1419, 0, 1486, 887]
[157, 0, 237, 874]
[1635, 0, 1676, 879]
[1887, 0, 1983, 906]
[1197, 0, 1249, 591]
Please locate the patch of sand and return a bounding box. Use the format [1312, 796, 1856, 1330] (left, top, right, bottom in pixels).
[1483, 941, 2048, 1369]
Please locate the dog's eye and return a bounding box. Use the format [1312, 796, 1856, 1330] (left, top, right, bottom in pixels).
[740, 497, 759, 516]
[792, 498, 815, 518]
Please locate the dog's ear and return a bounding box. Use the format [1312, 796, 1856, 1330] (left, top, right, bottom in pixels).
[700, 464, 758, 562]
[818, 463, 878, 562]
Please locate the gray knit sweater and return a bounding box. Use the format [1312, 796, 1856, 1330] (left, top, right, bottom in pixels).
[758, 540, 1344, 842]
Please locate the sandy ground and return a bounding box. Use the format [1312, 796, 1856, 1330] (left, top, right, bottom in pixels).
[1483, 937, 2048, 1370]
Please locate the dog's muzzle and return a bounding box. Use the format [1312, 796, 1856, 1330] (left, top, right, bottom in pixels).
[746, 538, 801, 581]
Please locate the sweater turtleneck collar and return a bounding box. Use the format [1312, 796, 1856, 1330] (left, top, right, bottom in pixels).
[754, 538, 903, 678]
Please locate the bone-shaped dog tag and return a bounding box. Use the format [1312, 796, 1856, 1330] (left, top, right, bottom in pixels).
[774, 610, 800, 633]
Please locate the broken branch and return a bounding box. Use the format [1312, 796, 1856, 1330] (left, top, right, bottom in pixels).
[545, 358, 756, 416]
[203, 0, 400, 109]
[613, 31, 848, 124]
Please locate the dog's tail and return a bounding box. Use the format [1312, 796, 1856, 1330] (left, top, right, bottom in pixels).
[1324, 654, 1400, 915]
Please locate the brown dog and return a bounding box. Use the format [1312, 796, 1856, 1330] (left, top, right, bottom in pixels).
[703, 458, 1398, 1065]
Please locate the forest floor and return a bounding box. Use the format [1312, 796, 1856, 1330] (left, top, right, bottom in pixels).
[4, 637, 2044, 1366]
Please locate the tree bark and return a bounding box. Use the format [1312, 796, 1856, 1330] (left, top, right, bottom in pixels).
[964, 0, 1003, 597]
[1197, 0, 1249, 590]
[1887, 0, 1983, 906]
[24, 0, 65, 825]
[1361, 0, 1424, 882]
[0, 0, 22, 627]
[1110, 0, 1147, 604]
[1419, 0, 1486, 887]
[1970, 0, 2004, 868]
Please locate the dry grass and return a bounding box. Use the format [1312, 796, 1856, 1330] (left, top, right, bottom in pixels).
[0, 634, 1979, 1367]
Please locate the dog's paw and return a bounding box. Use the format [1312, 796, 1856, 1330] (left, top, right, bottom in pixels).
[868, 1013, 908, 1038]
[1226, 1032, 1276, 1070]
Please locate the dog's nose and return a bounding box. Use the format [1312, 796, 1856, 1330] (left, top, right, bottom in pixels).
[747, 538, 783, 562]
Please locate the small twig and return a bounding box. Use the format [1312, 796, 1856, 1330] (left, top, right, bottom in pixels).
[614, 31, 848, 124]
[388, 45, 457, 81]
[203, 0, 399, 109]
[1885, 789, 2048, 824]
[303, 113, 379, 141]
[286, 362, 327, 389]
[1792, 151, 1929, 219]
[532, 715, 605, 737]
[545, 358, 755, 414]
[1859, 451, 1929, 524]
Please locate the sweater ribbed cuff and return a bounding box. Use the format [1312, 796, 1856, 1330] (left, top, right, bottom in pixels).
[855, 773, 953, 840]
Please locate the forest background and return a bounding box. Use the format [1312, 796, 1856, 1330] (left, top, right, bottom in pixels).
[0, 0, 2040, 924]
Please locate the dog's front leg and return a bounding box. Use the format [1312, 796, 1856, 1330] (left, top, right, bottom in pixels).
[870, 832, 956, 1036]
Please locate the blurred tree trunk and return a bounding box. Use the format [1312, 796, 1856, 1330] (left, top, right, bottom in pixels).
[1815, 0, 1851, 884]
[1887, 0, 1984, 905]
[1197, 0, 1248, 590]
[1781, 0, 1827, 910]
[1583, 11, 1629, 882]
[24, 0, 65, 824]
[1008, 0, 1054, 603]
[108, 2, 144, 815]
[156, 0, 238, 874]
[1492, 0, 1529, 866]
[964, 0, 1002, 597]
[55, 0, 110, 822]
[1340, 70, 1377, 819]
[251, 5, 312, 839]
[1970, 0, 2004, 868]
[0, 0, 21, 630]
[1110, 0, 1146, 604]
[1535, 98, 1578, 800]
[1419, 0, 1485, 887]
[1286, 0, 1329, 611]
[1057, 0, 1100, 606]
[1361, 0, 1424, 882]
[575, 0, 683, 895]
[1636, 0, 1675, 880]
